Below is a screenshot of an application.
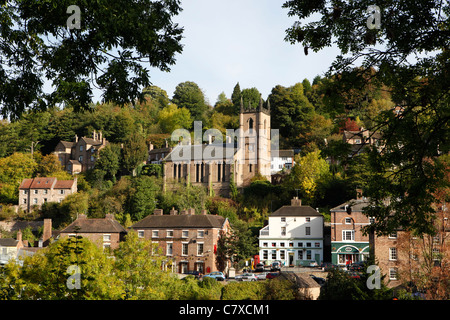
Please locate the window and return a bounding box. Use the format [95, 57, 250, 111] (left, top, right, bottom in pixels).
[33, 189, 38, 195]
[152, 230, 159, 238]
[280, 242, 285, 247]
[80, 145, 84, 152]
[315, 242, 320, 247]
[389, 248, 397, 261]
[305, 217, 311, 222]
[281, 227, 286, 236]
[23, 190, 28, 195]
[59, 189, 65, 195]
[182, 230, 189, 238]
[305, 227, 311, 235]
[389, 232, 397, 239]
[23, 199, 27, 204]
[271, 250, 276, 260]
[289, 242, 293, 247]
[33, 198, 38, 204]
[306, 250, 311, 260]
[262, 242, 268, 247]
[90, 155, 95, 162]
[197, 243, 204, 255]
[138, 230, 144, 238]
[345, 218, 353, 224]
[342, 230, 355, 241]
[271, 242, 276, 247]
[306, 242, 311, 247]
[182, 243, 188, 256]
[262, 250, 268, 260]
[281, 217, 286, 223]
[103, 234, 111, 242]
[43, 198, 47, 203]
[167, 242, 173, 256]
[43, 189, 48, 195]
[167, 230, 173, 238]
[298, 242, 303, 247]
[78, 155, 83, 162]
[389, 268, 398, 280]
[280, 250, 285, 260]
[197, 230, 204, 238]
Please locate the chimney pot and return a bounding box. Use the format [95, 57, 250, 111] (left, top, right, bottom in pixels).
[356, 188, 363, 200]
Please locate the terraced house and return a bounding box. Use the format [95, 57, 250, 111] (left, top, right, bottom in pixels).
[19, 177, 77, 212]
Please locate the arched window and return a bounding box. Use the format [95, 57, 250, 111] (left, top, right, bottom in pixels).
[248, 118, 254, 130]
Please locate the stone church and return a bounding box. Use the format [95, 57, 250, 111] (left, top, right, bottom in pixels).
[161, 98, 273, 196]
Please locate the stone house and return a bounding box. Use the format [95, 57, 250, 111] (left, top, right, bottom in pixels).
[59, 214, 127, 250]
[129, 208, 231, 275]
[259, 197, 324, 267]
[53, 131, 108, 174]
[18, 177, 77, 212]
[0, 230, 24, 265]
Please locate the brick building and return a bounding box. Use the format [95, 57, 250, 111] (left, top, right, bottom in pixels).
[330, 189, 371, 266]
[130, 208, 231, 274]
[19, 177, 77, 212]
[59, 214, 127, 250]
[53, 131, 108, 174]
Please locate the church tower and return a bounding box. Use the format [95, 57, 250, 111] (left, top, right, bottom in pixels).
[237, 96, 271, 186]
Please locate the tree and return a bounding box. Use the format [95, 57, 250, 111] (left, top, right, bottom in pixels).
[157, 104, 192, 133]
[283, 0, 450, 235]
[241, 87, 261, 110]
[286, 150, 331, 205]
[126, 176, 160, 222]
[114, 231, 178, 299]
[0, 152, 37, 203]
[94, 144, 121, 182]
[172, 81, 208, 121]
[231, 82, 242, 115]
[0, 0, 184, 119]
[268, 83, 316, 148]
[122, 133, 148, 175]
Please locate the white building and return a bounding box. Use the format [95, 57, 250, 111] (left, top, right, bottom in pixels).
[270, 149, 294, 174]
[259, 197, 324, 267]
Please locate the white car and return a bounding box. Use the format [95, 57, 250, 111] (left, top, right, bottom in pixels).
[256, 272, 269, 280]
[235, 273, 258, 281]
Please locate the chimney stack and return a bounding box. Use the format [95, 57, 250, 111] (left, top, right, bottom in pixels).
[201, 209, 207, 215]
[153, 209, 163, 216]
[169, 207, 178, 215]
[188, 208, 195, 216]
[105, 214, 115, 220]
[356, 188, 363, 200]
[42, 219, 52, 246]
[78, 214, 87, 219]
[291, 197, 302, 207]
[16, 230, 22, 243]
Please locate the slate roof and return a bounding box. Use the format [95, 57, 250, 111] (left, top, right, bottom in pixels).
[0, 238, 19, 247]
[130, 214, 227, 229]
[270, 205, 322, 217]
[60, 215, 127, 234]
[330, 199, 370, 212]
[164, 143, 238, 162]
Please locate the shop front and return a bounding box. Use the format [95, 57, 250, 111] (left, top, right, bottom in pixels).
[332, 243, 370, 266]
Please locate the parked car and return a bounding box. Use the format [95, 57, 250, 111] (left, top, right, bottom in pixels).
[320, 263, 338, 271]
[346, 271, 361, 279]
[203, 272, 226, 281]
[266, 272, 280, 280]
[255, 263, 265, 272]
[348, 261, 367, 272]
[310, 275, 326, 286]
[270, 261, 281, 271]
[235, 273, 258, 281]
[183, 270, 201, 279]
[256, 272, 269, 280]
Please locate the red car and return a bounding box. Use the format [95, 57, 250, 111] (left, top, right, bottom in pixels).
[266, 272, 280, 280]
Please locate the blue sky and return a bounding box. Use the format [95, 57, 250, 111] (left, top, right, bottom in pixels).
[144, 0, 342, 105]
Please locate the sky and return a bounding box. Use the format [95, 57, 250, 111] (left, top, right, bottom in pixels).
[142, 0, 342, 105]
